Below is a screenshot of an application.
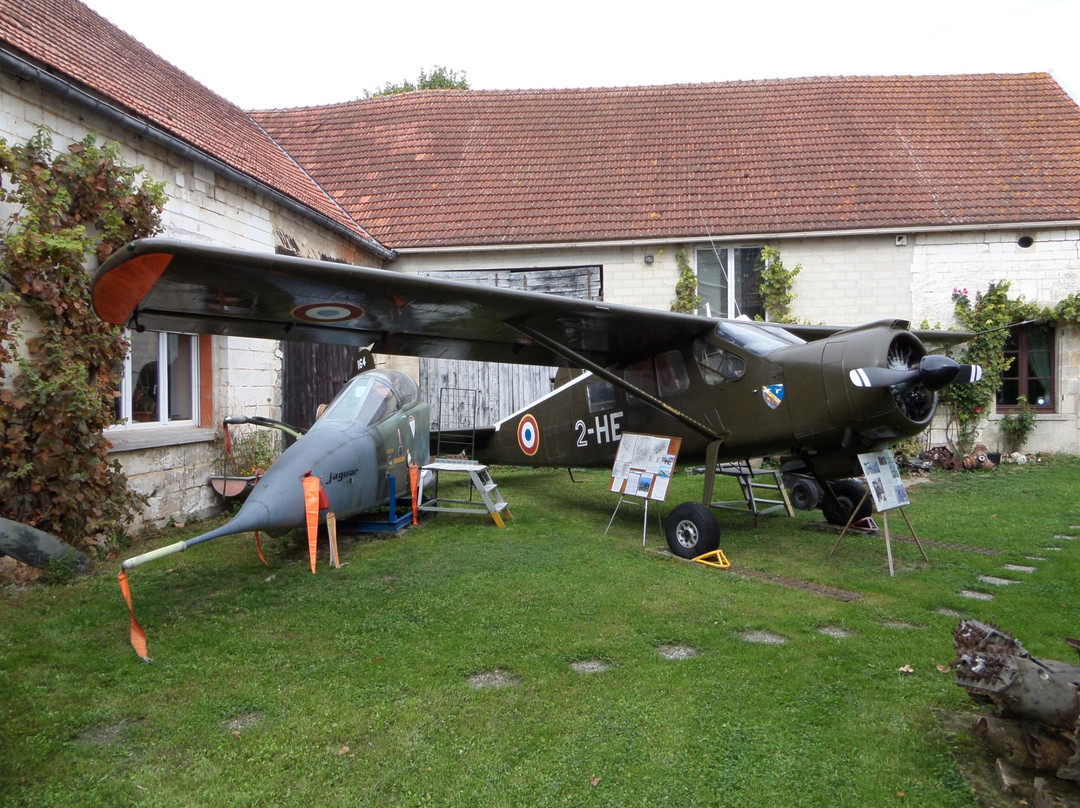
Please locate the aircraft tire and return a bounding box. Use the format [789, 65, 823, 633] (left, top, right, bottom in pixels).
[786, 477, 822, 511]
[665, 502, 721, 559]
[821, 480, 872, 526]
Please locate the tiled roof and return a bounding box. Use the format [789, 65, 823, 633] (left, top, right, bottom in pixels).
[0, 0, 383, 251]
[254, 75, 1080, 249]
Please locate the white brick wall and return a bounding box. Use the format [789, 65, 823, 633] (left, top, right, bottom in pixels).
[908, 230, 1079, 454]
[777, 235, 915, 324]
[398, 228, 1080, 456]
[0, 74, 363, 530]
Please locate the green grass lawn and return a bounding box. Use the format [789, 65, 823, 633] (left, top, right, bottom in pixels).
[2, 457, 1077, 807]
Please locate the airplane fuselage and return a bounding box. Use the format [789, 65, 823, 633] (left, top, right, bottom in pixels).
[470, 320, 935, 481]
[121, 370, 430, 569]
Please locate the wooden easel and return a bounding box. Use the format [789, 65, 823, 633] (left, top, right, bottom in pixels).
[829, 492, 928, 577]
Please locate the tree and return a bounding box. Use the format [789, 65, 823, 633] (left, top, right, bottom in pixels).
[366, 66, 469, 97]
[0, 130, 166, 553]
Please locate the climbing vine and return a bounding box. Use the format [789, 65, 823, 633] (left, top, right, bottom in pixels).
[670, 247, 702, 313]
[942, 281, 1080, 453]
[0, 129, 166, 553]
[758, 246, 801, 323]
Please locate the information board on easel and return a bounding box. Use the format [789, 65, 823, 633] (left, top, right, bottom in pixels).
[606, 433, 682, 545]
[609, 433, 681, 500]
[830, 448, 927, 576]
[858, 450, 910, 512]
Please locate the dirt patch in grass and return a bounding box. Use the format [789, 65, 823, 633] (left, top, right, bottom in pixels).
[978, 575, 1021, 586]
[935, 708, 1031, 808]
[818, 626, 853, 638]
[936, 607, 967, 618]
[883, 620, 923, 630]
[570, 659, 611, 674]
[730, 566, 862, 602]
[656, 644, 698, 660]
[467, 669, 519, 689]
[224, 712, 262, 733]
[76, 718, 142, 747]
[0, 556, 41, 587]
[644, 547, 861, 600]
[737, 630, 787, 645]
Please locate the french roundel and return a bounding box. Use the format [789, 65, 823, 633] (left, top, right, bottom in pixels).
[291, 302, 366, 323]
[517, 414, 540, 456]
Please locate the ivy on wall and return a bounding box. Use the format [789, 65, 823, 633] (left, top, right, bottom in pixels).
[670, 248, 702, 313]
[0, 130, 166, 553]
[758, 246, 800, 323]
[942, 281, 1080, 453]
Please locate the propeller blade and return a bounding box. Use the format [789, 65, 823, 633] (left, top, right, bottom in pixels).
[956, 363, 984, 383]
[848, 367, 920, 388]
[917, 354, 960, 390]
[849, 356, 983, 391]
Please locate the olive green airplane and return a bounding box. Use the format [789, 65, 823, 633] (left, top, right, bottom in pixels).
[93, 239, 980, 561]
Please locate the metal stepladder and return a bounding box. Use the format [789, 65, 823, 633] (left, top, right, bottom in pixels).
[418, 458, 512, 527]
[710, 460, 795, 526]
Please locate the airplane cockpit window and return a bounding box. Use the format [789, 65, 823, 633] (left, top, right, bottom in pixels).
[624, 358, 659, 397]
[381, 370, 419, 407]
[320, 372, 401, 426]
[656, 350, 690, 396]
[715, 321, 804, 356]
[587, 377, 617, 413]
[693, 339, 747, 384]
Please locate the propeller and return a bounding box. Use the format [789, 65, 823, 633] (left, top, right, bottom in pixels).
[849, 355, 983, 391]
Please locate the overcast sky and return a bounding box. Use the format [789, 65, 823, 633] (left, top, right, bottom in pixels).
[82, 0, 1080, 110]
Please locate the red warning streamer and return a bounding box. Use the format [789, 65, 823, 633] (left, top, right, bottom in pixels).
[302, 474, 329, 574]
[117, 570, 150, 661]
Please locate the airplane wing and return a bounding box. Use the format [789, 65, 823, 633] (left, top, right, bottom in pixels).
[784, 321, 974, 346]
[93, 239, 717, 368]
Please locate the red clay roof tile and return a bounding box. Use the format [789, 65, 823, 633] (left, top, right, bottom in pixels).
[0, 0, 382, 250]
[254, 75, 1080, 249]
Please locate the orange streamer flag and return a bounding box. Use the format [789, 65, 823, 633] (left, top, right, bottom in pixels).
[254, 531, 268, 566]
[410, 463, 420, 526]
[302, 474, 321, 574]
[117, 570, 150, 661]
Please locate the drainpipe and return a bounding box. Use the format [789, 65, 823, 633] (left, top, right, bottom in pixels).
[0, 46, 397, 262]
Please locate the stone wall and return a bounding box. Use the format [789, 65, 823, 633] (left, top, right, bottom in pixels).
[0, 73, 362, 530]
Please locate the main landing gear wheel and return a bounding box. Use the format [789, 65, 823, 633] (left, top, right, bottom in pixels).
[786, 476, 823, 511]
[665, 502, 721, 559]
[821, 479, 872, 526]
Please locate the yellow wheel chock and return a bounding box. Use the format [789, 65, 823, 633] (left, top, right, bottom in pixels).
[692, 548, 731, 569]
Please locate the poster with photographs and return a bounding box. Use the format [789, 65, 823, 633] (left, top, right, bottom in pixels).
[609, 433, 682, 501]
[857, 449, 910, 512]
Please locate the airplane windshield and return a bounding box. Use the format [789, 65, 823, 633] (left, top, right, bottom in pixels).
[320, 371, 407, 426]
[715, 321, 805, 356]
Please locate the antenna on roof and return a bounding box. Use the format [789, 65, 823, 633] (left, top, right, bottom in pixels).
[700, 216, 738, 319]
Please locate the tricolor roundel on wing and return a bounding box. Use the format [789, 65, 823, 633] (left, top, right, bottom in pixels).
[291, 302, 366, 323]
[517, 414, 540, 456]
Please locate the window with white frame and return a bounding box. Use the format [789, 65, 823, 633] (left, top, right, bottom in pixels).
[695, 246, 765, 320]
[114, 330, 199, 426]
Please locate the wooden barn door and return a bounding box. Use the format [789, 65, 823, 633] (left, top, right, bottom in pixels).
[281, 343, 359, 432]
[419, 265, 603, 430]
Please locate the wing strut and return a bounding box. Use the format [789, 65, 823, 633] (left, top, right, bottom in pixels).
[509, 322, 726, 442]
